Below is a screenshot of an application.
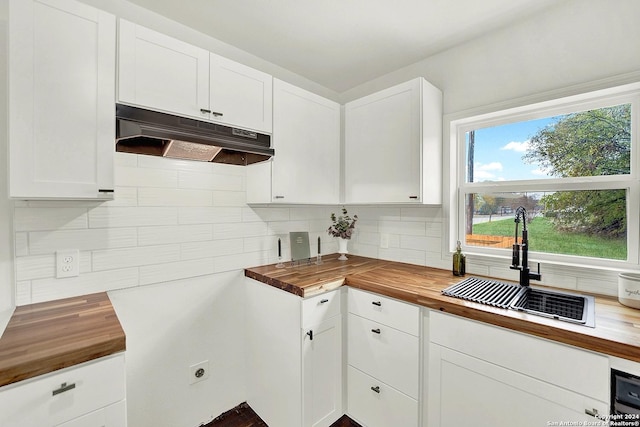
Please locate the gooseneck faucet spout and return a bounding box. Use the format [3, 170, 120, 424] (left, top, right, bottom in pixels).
[510, 206, 541, 287]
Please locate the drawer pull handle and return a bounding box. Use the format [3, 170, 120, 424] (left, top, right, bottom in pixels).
[307, 330, 313, 341]
[52, 382, 76, 396]
[584, 408, 599, 418]
[211, 111, 224, 117]
[371, 328, 381, 334]
[371, 386, 380, 393]
[372, 301, 382, 306]
[274, 195, 285, 199]
[409, 196, 419, 199]
[200, 108, 212, 114]
[320, 299, 329, 304]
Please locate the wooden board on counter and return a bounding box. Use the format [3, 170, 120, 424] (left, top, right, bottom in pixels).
[0, 292, 126, 387]
[246, 254, 640, 363]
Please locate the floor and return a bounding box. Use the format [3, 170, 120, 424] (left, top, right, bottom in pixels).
[206, 402, 362, 427]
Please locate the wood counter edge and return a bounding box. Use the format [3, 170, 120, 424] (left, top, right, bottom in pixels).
[0, 292, 127, 388]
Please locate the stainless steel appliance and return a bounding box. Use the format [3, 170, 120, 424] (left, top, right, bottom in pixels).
[611, 369, 640, 426]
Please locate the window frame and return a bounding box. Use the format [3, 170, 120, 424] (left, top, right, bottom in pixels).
[451, 83, 640, 269]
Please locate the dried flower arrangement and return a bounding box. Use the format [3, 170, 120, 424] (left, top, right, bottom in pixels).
[327, 207, 358, 239]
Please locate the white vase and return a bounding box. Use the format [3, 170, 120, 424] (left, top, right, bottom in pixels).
[338, 238, 349, 260]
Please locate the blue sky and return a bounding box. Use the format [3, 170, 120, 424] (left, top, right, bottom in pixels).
[467, 116, 558, 182]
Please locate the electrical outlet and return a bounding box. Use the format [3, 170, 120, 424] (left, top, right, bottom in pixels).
[56, 250, 80, 278]
[380, 234, 389, 249]
[189, 360, 209, 384]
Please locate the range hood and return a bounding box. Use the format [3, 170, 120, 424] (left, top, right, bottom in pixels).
[115, 104, 274, 165]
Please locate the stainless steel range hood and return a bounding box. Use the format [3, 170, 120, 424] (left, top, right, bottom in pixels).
[115, 104, 274, 165]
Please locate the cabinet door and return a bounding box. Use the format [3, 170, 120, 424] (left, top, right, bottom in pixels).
[270, 79, 341, 204]
[428, 344, 608, 427]
[210, 53, 273, 133]
[9, 0, 115, 199]
[345, 79, 421, 203]
[57, 400, 126, 427]
[302, 315, 343, 427]
[118, 20, 209, 121]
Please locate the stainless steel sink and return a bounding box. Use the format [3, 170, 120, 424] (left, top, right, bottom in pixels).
[510, 287, 595, 327]
[442, 277, 595, 327]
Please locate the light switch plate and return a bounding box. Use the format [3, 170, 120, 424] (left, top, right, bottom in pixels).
[56, 250, 79, 278]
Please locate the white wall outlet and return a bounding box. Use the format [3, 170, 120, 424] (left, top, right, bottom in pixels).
[380, 233, 390, 249]
[56, 250, 80, 278]
[189, 360, 209, 384]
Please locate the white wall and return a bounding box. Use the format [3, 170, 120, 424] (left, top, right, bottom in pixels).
[340, 0, 640, 114]
[0, 6, 14, 327]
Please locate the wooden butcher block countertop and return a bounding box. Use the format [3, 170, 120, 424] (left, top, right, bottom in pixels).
[0, 292, 126, 387]
[246, 254, 640, 363]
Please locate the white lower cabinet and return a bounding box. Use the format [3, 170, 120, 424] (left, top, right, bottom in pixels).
[347, 366, 418, 427]
[428, 311, 609, 427]
[245, 279, 343, 427]
[0, 353, 126, 427]
[347, 288, 421, 427]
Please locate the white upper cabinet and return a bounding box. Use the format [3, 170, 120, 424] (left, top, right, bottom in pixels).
[247, 79, 340, 204]
[9, 0, 116, 199]
[118, 20, 273, 133]
[344, 77, 442, 204]
[210, 53, 273, 133]
[118, 19, 209, 122]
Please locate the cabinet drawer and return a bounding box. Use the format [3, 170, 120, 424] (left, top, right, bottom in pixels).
[0, 353, 126, 427]
[348, 314, 419, 398]
[302, 289, 341, 328]
[348, 288, 419, 335]
[347, 366, 418, 427]
[430, 311, 608, 402]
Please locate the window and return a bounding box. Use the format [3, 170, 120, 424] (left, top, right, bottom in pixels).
[453, 83, 640, 267]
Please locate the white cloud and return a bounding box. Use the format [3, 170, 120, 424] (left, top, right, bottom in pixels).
[476, 162, 503, 172]
[501, 140, 530, 152]
[531, 168, 549, 176]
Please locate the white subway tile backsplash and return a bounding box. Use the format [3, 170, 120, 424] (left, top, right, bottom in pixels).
[139, 259, 215, 286]
[16, 281, 32, 305]
[14, 207, 88, 232]
[15, 233, 28, 257]
[29, 228, 138, 254]
[212, 191, 246, 207]
[379, 220, 426, 236]
[11, 154, 455, 304]
[138, 224, 213, 246]
[138, 187, 213, 207]
[181, 239, 244, 260]
[93, 245, 181, 271]
[213, 222, 268, 240]
[178, 171, 243, 191]
[31, 268, 140, 303]
[89, 207, 178, 228]
[243, 235, 279, 253]
[115, 152, 138, 167]
[104, 187, 138, 207]
[16, 255, 54, 281]
[178, 207, 242, 224]
[248, 207, 290, 222]
[379, 247, 426, 266]
[115, 165, 178, 188]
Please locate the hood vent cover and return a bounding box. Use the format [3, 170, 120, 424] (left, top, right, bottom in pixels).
[115, 104, 274, 165]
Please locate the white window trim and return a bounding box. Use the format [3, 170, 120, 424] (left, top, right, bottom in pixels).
[448, 81, 640, 272]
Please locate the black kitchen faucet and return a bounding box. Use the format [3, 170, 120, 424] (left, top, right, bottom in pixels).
[510, 206, 542, 287]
